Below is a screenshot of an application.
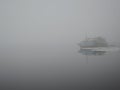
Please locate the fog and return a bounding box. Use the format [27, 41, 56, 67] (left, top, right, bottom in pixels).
[0, 0, 120, 90]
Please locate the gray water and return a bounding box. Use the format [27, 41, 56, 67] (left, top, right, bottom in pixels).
[0, 44, 120, 90]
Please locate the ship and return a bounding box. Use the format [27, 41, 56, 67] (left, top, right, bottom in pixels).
[79, 37, 108, 48]
[78, 36, 120, 55]
[78, 36, 120, 64]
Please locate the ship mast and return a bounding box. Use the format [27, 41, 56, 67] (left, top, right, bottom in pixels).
[85, 33, 88, 64]
[85, 33, 88, 41]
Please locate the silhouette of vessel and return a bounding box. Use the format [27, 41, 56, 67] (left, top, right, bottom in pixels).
[80, 36, 108, 48]
[78, 36, 120, 64]
[78, 36, 120, 56]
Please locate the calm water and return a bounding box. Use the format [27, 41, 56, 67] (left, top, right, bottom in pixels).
[0, 44, 120, 90]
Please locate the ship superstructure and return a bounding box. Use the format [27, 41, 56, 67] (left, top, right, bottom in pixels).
[79, 37, 108, 48]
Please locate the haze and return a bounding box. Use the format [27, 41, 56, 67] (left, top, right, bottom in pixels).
[0, 0, 120, 90]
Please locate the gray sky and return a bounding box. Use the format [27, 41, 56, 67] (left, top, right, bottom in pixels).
[0, 0, 120, 46]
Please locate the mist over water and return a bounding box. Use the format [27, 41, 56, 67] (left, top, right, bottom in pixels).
[0, 43, 120, 90]
[0, 0, 120, 90]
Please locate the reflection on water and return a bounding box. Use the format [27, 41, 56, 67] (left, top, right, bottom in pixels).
[79, 47, 120, 56]
[79, 48, 106, 56]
